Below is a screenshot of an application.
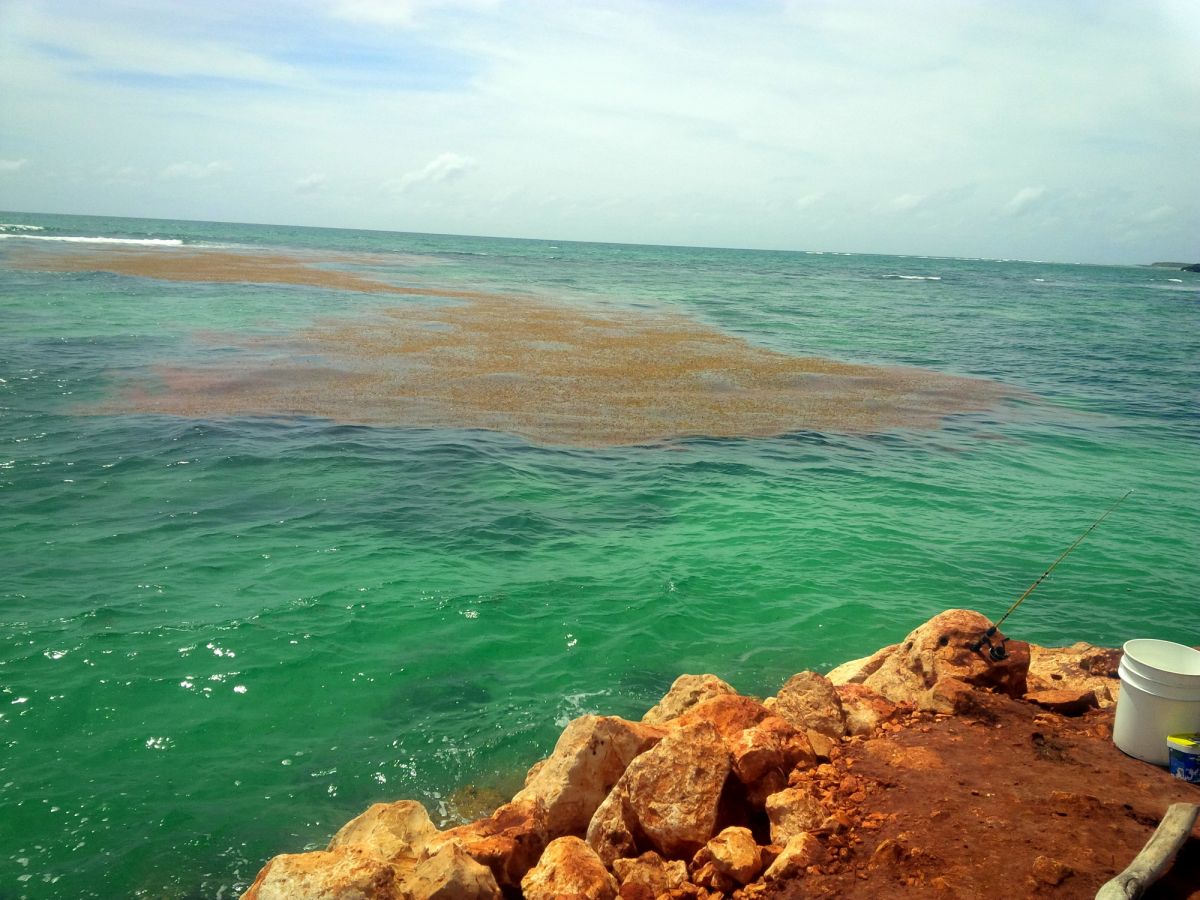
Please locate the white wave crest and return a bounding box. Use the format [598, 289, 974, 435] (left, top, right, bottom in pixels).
[0, 223, 45, 231]
[0, 234, 183, 246]
[882, 274, 942, 281]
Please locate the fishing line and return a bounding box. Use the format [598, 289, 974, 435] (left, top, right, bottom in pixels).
[970, 490, 1133, 661]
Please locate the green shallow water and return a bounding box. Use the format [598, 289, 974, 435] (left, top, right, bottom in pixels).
[1, 213, 1197, 897]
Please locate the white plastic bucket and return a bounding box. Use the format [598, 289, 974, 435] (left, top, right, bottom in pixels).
[1113, 639, 1200, 765]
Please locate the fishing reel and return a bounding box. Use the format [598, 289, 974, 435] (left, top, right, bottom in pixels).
[968, 626, 1009, 661]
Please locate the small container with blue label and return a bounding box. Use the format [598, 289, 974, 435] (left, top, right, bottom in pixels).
[1167, 734, 1200, 783]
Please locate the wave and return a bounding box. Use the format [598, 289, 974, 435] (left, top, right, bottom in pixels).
[0, 234, 183, 247]
[881, 274, 942, 281]
[0, 223, 45, 232]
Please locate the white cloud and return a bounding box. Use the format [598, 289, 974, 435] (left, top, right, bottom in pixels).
[95, 165, 139, 184]
[328, 0, 498, 27]
[881, 193, 927, 214]
[1003, 187, 1047, 217]
[294, 173, 327, 195]
[160, 161, 232, 181]
[1138, 204, 1175, 223]
[14, 14, 299, 87]
[794, 192, 826, 211]
[0, 158, 29, 173]
[388, 153, 476, 193]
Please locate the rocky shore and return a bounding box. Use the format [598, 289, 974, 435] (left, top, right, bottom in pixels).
[242, 610, 1200, 899]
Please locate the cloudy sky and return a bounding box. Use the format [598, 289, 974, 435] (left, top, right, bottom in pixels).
[1, 0, 1197, 263]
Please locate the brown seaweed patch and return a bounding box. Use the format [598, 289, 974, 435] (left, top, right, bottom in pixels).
[9, 245, 496, 301]
[26, 244, 1018, 445]
[92, 291, 1017, 447]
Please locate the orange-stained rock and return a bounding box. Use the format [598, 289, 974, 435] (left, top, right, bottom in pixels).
[761, 832, 826, 882]
[805, 729, 837, 761]
[690, 826, 763, 886]
[425, 799, 546, 891]
[729, 715, 817, 806]
[585, 788, 639, 866]
[242, 846, 402, 900]
[325, 800, 438, 863]
[764, 671, 846, 741]
[1027, 642, 1122, 708]
[858, 609, 1029, 710]
[825, 644, 898, 685]
[868, 837, 905, 870]
[642, 674, 737, 725]
[405, 843, 502, 899]
[925, 676, 982, 716]
[673, 693, 772, 743]
[834, 683, 903, 737]
[512, 714, 665, 837]
[1030, 854, 1073, 886]
[765, 785, 826, 845]
[613, 851, 689, 896]
[1023, 688, 1098, 716]
[655, 884, 709, 899]
[586, 721, 731, 864]
[520, 836, 618, 900]
[243, 808, 499, 899]
[690, 860, 734, 894]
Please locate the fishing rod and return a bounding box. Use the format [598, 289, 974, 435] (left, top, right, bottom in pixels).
[970, 490, 1133, 661]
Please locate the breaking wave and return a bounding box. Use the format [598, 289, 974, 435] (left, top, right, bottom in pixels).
[0, 234, 183, 246]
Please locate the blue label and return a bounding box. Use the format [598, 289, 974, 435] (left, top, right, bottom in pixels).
[1169, 748, 1200, 783]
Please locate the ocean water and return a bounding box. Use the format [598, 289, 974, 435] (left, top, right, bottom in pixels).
[0, 213, 1196, 898]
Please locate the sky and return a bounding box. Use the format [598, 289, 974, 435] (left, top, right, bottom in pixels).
[1, 0, 1197, 263]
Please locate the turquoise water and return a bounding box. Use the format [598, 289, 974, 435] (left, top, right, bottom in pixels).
[1, 213, 1196, 897]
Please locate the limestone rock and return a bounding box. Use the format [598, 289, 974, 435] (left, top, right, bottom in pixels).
[868, 837, 904, 870]
[764, 671, 846, 741]
[1027, 642, 1121, 707]
[689, 860, 734, 894]
[925, 676, 983, 716]
[1030, 854, 1073, 887]
[587, 720, 731, 864]
[585, 787, 639, 866]
[673, 692, 772, 743]
[765, 785, 826, 845]
[729, 715, 816, 806]
[612, 851, 688, 896]
[834, 683, 902, 737]
[406, 843, 502, 899]
[762, 832, 826, 882]
[804, 729, 837, 760]
[768, 787, 825, 849]
[691, 826, 762, 886]
[1024, 688, 1098, 716]
[425, 800, 546, 891]
[523, 757, 548, 787]
[859, 609, 1029, 710]
[521, 836, 618, 900]
[825, 645, 898, 685]
[242, 846, 402, 900]
[512, 714, 664, 837]
[326, 800, 438, 863]
[642, 674, 737, 725]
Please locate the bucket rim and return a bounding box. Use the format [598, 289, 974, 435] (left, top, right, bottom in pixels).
[1122, 638, 1200, 668]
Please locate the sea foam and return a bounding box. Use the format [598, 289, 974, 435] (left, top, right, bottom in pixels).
[0, 234, 183, 246]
